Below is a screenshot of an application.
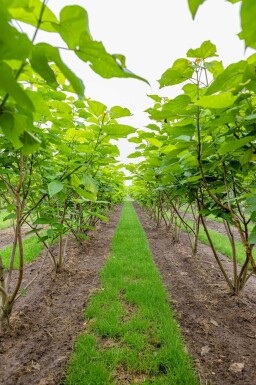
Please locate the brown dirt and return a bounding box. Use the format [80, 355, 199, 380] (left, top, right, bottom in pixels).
[134, 203, 256, 385]
[0, 205, 122, 385]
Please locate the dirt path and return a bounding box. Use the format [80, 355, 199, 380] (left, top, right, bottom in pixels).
[0, 206, 122, 385]
[135, 203, 256, 385]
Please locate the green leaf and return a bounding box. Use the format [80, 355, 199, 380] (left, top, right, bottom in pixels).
[127, 151, 142, 158]
[147, 95, 191, 121]
[219, 136, 254, 155]
[0, 1, 10, 21]
[147, 138, 163, 148]
[74, 100, 86, 108]
[109, 106, 132, 119]
[0, 112, 15, 142]
[0, 18, 32, 61]
[6, 0, 59, 32]
[240, 147, 253, 165]
[104, 124, 136, 137]
[146, 124, 160, 132]
[0, 62, 34, 111]
[159, 59, 194, 88]
[187, 0, 206, 18]
[30, 43, 84, 97]
[76, 233, 89, 240]
[31, 45, 58, 88]
[0, 113, 34, 150]
[87, 100, 107, 117]
[80, 175, 98, 194]
[249, 226, 256, 244]
[58, 5, 91, 50]
[240, 0, 256, 49]
[129, 137, 142, 144]
[49, 100, 72, 114]
[3, 213, 16, 221]
[163, 95, 191, 115]
[70, 174, 80, 188]
[161, 144, 176, 154]
[76, 33, 149, 84]
[195, 92, 238, 109]
[182, 84, 199, 100]
[78, 109, 91, 119]
[185, 175, 202, 183]
[87, 211, 109, 222]
[206, 61, 247, 95]
[21, 131, 41, 155]
[147, 94, 162, 102]
[187, 40, 218, 59]
[205, 60, 224, 78]
[34, 217, 52, 225]
[75, 188, 96, 202]
[245, 114, 256, 121]
[48, 180, 64, 197]
[26, 90, 51, 120]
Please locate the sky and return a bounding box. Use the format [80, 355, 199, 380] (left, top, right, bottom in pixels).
[36, 0, 253, 164]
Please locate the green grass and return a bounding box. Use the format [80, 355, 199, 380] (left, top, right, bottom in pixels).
[1, 234, 44, 269]
[180, 205, 254, 231]
[64, 201, 199, 385]
[181, 218, 255, 266]
[0, 210, 12, 230]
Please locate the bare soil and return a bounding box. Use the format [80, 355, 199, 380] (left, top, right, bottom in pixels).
[0, 206, 122, 385]
[134, 203, 256, 385]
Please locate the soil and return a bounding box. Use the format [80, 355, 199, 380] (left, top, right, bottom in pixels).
[0, 205, 122, 385]
[134, 203, 256, 385]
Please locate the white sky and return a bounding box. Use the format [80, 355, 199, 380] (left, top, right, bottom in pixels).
[37, 0, 252, 163]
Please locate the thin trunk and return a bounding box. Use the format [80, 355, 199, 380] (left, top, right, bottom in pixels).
[57, 235, 63, 273]
[6, 230, 18, 292]
[56, 200, 67, 273]
[62, 234, 70, 265]
[192, 215, 201, 257]
[200, 214, 234, 293]
[8, 156, 24, 307]
[238, 245, 254, 291]
[0, 262, 9, 330]
[223, 220, 238, 293]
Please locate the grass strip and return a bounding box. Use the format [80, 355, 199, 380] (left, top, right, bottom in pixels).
[0, 235, 44, 269]
[181, 219, 255, 265]
[180, 206, 254, 231]
[64, 201, 199, 385]
[0, 210, 12, 230]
